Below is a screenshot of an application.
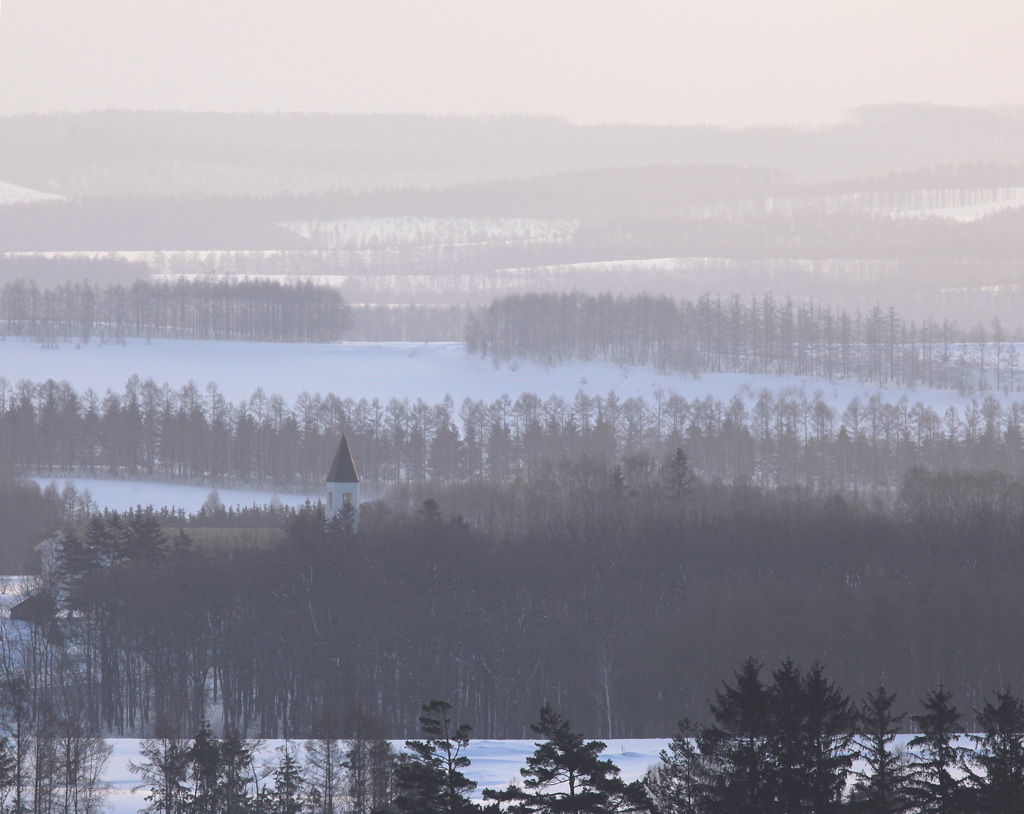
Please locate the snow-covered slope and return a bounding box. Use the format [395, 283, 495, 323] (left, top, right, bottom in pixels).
[0, 337, 996, 416]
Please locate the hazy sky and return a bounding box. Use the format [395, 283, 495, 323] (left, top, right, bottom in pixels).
[1, 0, 1022, 127]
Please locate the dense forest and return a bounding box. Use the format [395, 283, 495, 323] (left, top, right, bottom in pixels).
[4, 466, 1024, 747]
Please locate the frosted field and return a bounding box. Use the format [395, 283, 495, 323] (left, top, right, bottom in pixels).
[0, 337, 1001, 416]
[30, 478, 312, 513]
[105, 738, 667, 813]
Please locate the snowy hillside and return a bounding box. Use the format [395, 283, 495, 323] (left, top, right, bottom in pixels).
[0, 337, 1000, 416]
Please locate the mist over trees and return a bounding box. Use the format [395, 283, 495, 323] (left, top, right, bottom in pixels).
[8, 106, 1024, 804]
[7, 370, 1024, 498]
[469, 291, 1023, 392]
[0, 278, 352, 344]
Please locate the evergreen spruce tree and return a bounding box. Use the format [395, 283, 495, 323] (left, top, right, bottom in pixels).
[127, 511, 170, 560]
[703, 658, 772, 814]
[54, 530, 101, 606]
[908, 687, 969, 814]
[188, 722, 222, 814]
[766, 658, 808, 814]
[969, 686, 1024, 814]
[131, 737, 192, 814]
[326, 507, 356, 545]
[800, 661, 857, 814]
[269, 742, 304, 814]
[853, 686, 912, 814]
[392, 700, 477, 814]
[217, 729, 256, 814]
[663, 447, 695, 499]
[171, 529, 193, 553]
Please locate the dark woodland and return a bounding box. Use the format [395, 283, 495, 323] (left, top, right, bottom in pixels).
[2, 465, 1023, 747]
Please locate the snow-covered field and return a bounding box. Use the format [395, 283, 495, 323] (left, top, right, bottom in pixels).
[0, 337, 998, 416]
[105, 738, 667, 814]
[30, 478, 312, 513]
[96, 733, 972, 813]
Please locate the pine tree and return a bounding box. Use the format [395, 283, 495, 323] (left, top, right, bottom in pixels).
[969, 686, 1024, 814]
[484, 703, 641, 814]
[392, 700, 477, 814]
[269, 742, 304, 814]
[217, 729, 255, 814]
[800, 661, 857, 814]
[766, 658, 808, 813]
[643, 719, 711, 814]
[127, 511, 170, 560]
[663, 447, 695, 499]
[54, 530, 100, 606]
[853, 686, 912, 814]
[703, 658, 772, 814]
[188, 721, 222, 814]
[908, 687, 969, 814]
[131, 737, 192, 814]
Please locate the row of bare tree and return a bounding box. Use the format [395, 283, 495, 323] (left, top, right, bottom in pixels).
[6, 374, 1024, 494]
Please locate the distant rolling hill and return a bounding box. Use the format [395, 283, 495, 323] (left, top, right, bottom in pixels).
[2, 106, 1024, 198]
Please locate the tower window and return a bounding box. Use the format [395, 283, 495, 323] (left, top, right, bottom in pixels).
[343, 492, 352, 507]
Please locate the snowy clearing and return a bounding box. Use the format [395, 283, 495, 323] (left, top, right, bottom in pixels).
[29, 477, 312, 513]
[97, 733, 971, 813]
[0, 337, 1005, 417]
[105, 738, 667, 813]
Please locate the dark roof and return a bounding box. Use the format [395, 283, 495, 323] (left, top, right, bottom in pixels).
[327, 435, 360, 484]
[10, 591, 55, 624]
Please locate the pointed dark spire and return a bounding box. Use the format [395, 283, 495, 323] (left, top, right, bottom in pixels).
[327, 435, 360, 483]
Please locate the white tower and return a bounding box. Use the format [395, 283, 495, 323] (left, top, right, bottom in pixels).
[326, 434, 360, 526]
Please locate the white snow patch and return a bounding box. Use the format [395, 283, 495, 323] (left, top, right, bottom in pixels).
[29, 478, 311, 514]
[0, 337, 1006, 416]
